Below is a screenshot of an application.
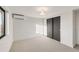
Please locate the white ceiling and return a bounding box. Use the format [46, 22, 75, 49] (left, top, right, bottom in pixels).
[8, 6, 79, 18]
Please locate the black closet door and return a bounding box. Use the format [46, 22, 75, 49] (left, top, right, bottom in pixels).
[47, 18, 53, 38]
[53, 16, 60, 41]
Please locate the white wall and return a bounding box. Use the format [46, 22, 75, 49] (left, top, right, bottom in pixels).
[0, 7, 13, 52]
[74, 10, 79, 45]
[73, 10, 77, 47]
[13, 16, 44, 41]
[44, 19, 47, 36]
[60, 11, 75, 48]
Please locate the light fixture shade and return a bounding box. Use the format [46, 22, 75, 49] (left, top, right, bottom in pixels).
[40, 11, 46, 16]
[37, 7, 48, 12]
[37, 7, 48, 16]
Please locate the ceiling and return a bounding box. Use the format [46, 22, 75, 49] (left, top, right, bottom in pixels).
[8, 6, 79, 18]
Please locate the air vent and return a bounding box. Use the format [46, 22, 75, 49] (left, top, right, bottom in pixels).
[12, 13, 24, 20]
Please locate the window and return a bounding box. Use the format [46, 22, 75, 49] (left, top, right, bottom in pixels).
[0, 7, 5, 39]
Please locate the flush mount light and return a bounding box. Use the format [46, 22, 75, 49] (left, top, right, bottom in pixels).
[37, 7, 48, 16]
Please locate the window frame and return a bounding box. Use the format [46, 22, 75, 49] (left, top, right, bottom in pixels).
[0, 7, 5, 39]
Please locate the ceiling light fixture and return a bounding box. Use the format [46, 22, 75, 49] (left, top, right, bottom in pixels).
[37, 7, 48, 16]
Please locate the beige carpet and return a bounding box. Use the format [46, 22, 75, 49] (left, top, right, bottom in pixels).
[10, 36, 79, 52]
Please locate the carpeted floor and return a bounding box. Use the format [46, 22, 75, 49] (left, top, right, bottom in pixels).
[10, 36, 79, 52]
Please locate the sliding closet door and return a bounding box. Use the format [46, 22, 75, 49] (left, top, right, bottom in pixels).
[47, 18, 53, 38]
[53, 16, 60, 41]
[47, 16, 60, 41]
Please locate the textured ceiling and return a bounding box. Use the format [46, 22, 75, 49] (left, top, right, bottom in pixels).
[8, 6, 79, 18]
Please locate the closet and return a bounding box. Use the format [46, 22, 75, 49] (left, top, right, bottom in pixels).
[47, 16, 60, 41]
